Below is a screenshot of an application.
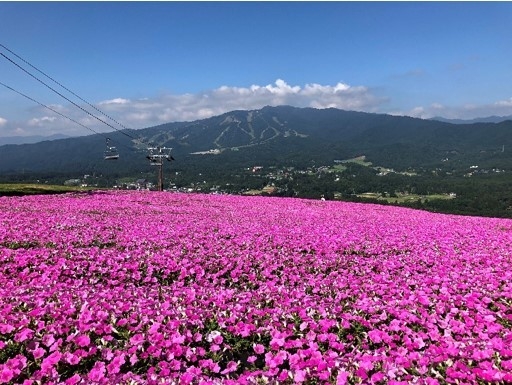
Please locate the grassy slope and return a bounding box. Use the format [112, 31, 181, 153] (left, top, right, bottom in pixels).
[0, 184, 93, 196]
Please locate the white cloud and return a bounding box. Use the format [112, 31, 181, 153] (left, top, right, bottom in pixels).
[0, 79, 386, 137]
[395, 97, 512, 120]
[87, 79, 385, 131]
[5, 78, 512, 138]
[99, 98, 130, 105]
[409, 107, 426, 118]
[28, 116, 57, 126]
[495, 97, 512, 107]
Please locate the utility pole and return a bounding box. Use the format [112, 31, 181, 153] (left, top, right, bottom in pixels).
[158, 161, 164, 192]
[146, 147, 174, 192]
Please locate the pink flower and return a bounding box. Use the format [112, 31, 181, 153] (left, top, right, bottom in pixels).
[14, 328, 33, 343]
[221, 361, 238, 374]
[64, 352, 81, 365]
[42, 334, 55, 348]
[294, 369, 306, 382]
[336, 370, 349, 384]
[172, 333, 186, 344]
[32, 347, 45, 360]
[368, 329, 382, 343]
[107, 354, 125, 375]
[130, 333, 144, 346]
[278, 369, 290, 381]
[253, 343, 265, 354]
[210, 344, 220, 352]
[270, 336, 286, 349]
[358, 355, 374, 371]
[65, 374, 81, 385]
[0, 324, 15, 334]
[75, 334, 90, 347]
[414, 336, 425, 349]
[148, 322, 161, 334]
[206, 330, 223, 344]
[87, 361, 106, 382]
[40, 351, 61, 372]
[501, 359, 512, 371]
[0, 366, 14, 383]
[371, 372, 385, 383]
[265, 351, 287, 369]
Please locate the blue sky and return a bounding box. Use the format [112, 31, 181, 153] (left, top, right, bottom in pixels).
[1, 1, 512, 138]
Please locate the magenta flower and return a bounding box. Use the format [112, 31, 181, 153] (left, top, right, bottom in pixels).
[371, 372, 385, 383]
[63, 352, 81, 365]
[107, 354, 125, 375]
[294, 369, 306, 382]
[336, 370, 349, 384]
[42, 334, 55, 348]
[206, 330, 223, 344]
[2, 191, 512, 383]
[221, 361, 238, 375]
[32, 348, 45, 360]
[247, 355, 257, 364]
[75, 334, 90, 347]
[148, 322, 161, 335]
[129, 333, 144, 346]
[87, 361, 106, 382]
[64, 374, 81, 384]
[368, 329, 383, 344]
[0, 366, 14, 383]
[14, 328, 33, 343]
[40, 351, 61, 373]
[0, 324, 15, 334]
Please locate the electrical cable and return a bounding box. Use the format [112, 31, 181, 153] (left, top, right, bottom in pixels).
[0, 80, 103, 137]
[0, 43, 147, 145]
[0, 80, 134, 154]
[0, 51, 139, 142]
[0, 44, 171, 164]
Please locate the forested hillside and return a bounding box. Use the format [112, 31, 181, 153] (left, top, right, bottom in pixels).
[1, 106, 512, 217]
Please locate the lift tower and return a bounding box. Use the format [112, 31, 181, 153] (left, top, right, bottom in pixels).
[146, 147, 174, 191]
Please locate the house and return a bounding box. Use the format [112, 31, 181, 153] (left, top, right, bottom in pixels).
[136, 179, 148, 190]
[64, 179, 81, 186]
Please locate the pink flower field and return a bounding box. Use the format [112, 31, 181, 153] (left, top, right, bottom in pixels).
[1, 191, 511, 384]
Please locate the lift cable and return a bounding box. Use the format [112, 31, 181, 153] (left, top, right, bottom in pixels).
[0, 80, 103, 137]
[0, 50, 139, 143]
[0, 43, 146, 145]
[0, 79, 133, 154]
[0, 44, 171, 168]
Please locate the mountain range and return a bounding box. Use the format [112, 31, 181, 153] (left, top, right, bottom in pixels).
[1, 105, 511, 176]
[430, 115, 512, 124]
[0, 133, 70, 146]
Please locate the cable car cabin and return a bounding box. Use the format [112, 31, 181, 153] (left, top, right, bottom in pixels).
[104, 147, 119, 160]
[104, 138, 119, 160]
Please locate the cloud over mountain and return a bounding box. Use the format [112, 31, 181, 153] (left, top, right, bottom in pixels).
[2, 79, 512, 138]
[1, 79, 385, 137]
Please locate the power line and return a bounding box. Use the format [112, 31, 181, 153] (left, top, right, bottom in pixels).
[0, 80, 137, 157]
[0, 50, 139, 142]
[1, 79, 106, 139]
[0, 44, 175, 183]
[0, 43, 146, 145]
